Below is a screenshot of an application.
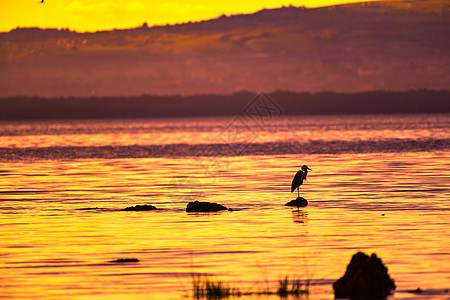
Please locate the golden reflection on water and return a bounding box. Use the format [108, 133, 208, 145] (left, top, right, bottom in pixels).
[1, 114, 448, 148]
[2, 129, 448, 148]
[0, 151, 449, 299]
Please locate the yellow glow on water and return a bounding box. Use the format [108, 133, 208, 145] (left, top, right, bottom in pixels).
[0, 151, 449, 299]
[1, 115, 448, 148]
[0, 0, 380, 32]
[1, 115, 448, 298]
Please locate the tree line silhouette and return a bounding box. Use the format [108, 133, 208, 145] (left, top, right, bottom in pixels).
[0, 90, 449, 120]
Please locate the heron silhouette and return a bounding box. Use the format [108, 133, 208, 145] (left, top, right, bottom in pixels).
[291, 165, 312, 197]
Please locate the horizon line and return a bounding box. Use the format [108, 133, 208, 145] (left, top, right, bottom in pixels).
[1, 1, 379, 34]
[2, 89, 449, 100]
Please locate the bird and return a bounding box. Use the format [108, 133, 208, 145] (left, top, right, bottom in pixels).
[41, 0, 44, 3]
[291, 165, 312, 197]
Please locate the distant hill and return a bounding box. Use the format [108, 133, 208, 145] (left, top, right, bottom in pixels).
[0, 0, 449, 97]
[1, 90, 449, 120]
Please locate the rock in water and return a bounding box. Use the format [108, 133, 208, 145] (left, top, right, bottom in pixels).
[333, 252, 396, 299]
[186, 201, 228, 212]
[285, 197, 308, 207]
[123, 204, 157, 211]
[109, 258, 139, 263]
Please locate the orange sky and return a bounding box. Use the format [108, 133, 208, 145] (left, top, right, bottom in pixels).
[0, 0, 378, 32]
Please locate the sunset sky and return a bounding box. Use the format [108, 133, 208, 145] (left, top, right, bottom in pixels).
[1, 0, 378, 32]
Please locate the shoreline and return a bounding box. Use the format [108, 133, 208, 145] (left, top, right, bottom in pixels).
[1, 90, 449, 120]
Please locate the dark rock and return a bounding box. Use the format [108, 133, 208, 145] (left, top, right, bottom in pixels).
[109, 258, 139, 263]
[407, 288, 449, 295]
[285, 197, 308, 207]
[186, 201, 228, 212]
[408, 288, 423, 294]
[77, 207, 101, 210]
[123, 204, 157, 211]
[333, 252, 396, 299]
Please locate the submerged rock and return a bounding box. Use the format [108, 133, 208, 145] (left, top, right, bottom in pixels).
[123, 204, 157, 211]
[285, 197, 308, 207]
[109, 258, 139, 263]
[186, 201, 229, 212]
[408, 288, 423, 294]
[77, 207, 101, 210]
[407, 288, 449, 295]
[333, 252, 396, 299]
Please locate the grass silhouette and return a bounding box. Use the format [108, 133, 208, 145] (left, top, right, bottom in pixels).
[191, 273, 310, 299]
[193, 274, 242, 298]
[277, 275, 310, 297]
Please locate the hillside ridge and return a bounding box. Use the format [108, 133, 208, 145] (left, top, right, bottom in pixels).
[0, 0, 448, 97]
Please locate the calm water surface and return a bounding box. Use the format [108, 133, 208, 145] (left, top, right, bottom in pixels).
[0, 114, 449, 299]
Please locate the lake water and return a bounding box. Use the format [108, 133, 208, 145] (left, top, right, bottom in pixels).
[0, 113, 449, 299]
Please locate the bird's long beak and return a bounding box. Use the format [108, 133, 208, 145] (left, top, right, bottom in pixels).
[307, 167, 312, 170]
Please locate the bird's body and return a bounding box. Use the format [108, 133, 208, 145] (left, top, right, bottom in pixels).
[291, 170, 306, 192]
[291, 165, 311, 197]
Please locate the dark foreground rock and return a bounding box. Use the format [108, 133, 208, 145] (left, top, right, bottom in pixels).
[285, 197, 308, 207]
[333, 252, 396, 299]
[123, 204, 157, 211]
[186, 201, 229, 212]
[109, 258, 139, 263]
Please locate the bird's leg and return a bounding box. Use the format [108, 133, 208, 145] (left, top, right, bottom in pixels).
[297, 187, 299, 197]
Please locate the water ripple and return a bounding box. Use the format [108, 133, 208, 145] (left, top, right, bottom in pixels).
[0, 138, 448, 160]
